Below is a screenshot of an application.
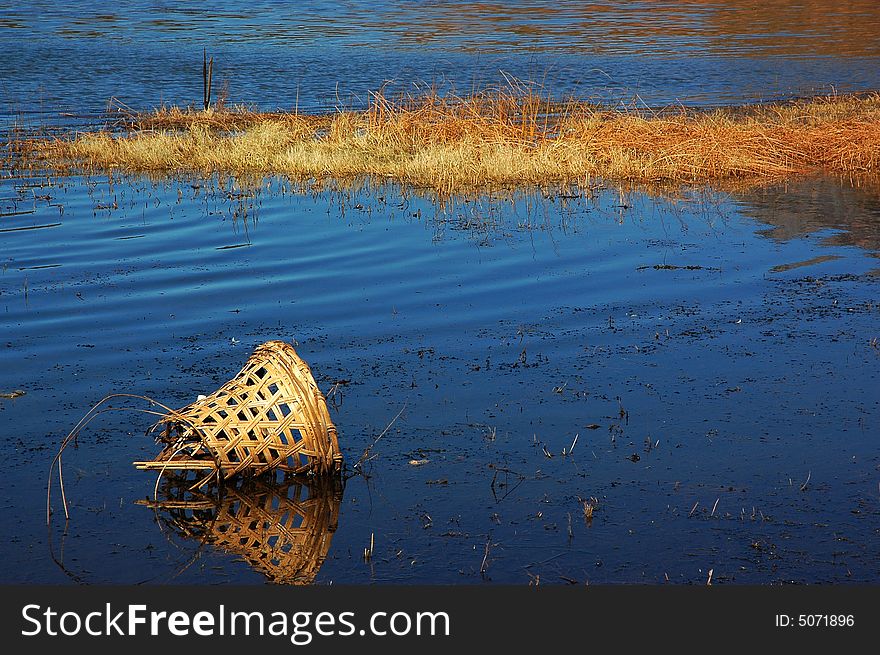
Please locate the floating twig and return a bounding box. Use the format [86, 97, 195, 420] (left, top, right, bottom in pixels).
[354, 401, 408, 471]
[800, 470, 811, 492]
[480, 537, 492, 578]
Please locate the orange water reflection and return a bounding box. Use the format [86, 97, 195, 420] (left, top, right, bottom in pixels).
[737, 176, 880, 255]
[11, 1, 880, 58]
[373, 0, 880, 57]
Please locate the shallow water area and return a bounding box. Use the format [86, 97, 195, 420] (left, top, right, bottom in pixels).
[0, 171, 878, 584]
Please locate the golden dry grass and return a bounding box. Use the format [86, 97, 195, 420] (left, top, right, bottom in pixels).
[16, 88, 880, 193]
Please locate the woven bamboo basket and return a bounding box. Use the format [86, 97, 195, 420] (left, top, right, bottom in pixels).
[140, 473, 341, 584]
[133, 340, 342, 477]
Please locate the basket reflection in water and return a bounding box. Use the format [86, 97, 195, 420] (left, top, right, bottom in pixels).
[139, 472, 343, 584]
[134, 340, 343, 478]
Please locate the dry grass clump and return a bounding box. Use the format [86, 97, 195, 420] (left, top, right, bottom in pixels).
[16, 86, 880, 193]
[131, 104, 330, 134]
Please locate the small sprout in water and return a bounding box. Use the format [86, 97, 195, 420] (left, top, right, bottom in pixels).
[578, 496, 598, 521]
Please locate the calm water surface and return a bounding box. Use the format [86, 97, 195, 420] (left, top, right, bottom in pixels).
[3, 0, 880, 123]
[1, 2, 879, 584]
[1, 173, 878, 584]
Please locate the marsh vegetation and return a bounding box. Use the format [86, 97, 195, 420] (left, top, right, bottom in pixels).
[13, 87, 880, 194]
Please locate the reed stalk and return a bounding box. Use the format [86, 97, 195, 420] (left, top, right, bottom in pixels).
[203, 49, 213, 111]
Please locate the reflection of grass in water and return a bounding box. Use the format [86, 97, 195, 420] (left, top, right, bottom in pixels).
[11, 84, 880, 194]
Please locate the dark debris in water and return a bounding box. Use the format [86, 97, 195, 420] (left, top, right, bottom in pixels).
[636, 263, 722, 272]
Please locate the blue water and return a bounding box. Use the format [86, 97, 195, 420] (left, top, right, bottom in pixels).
[1, 2, 880, 585]
[1, 173, 878, 584]
[3, 0, 880, 126]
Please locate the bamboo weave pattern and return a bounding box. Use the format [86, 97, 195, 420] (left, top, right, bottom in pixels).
[134, 341, 342, 477]
[142, 474, 341, 584]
